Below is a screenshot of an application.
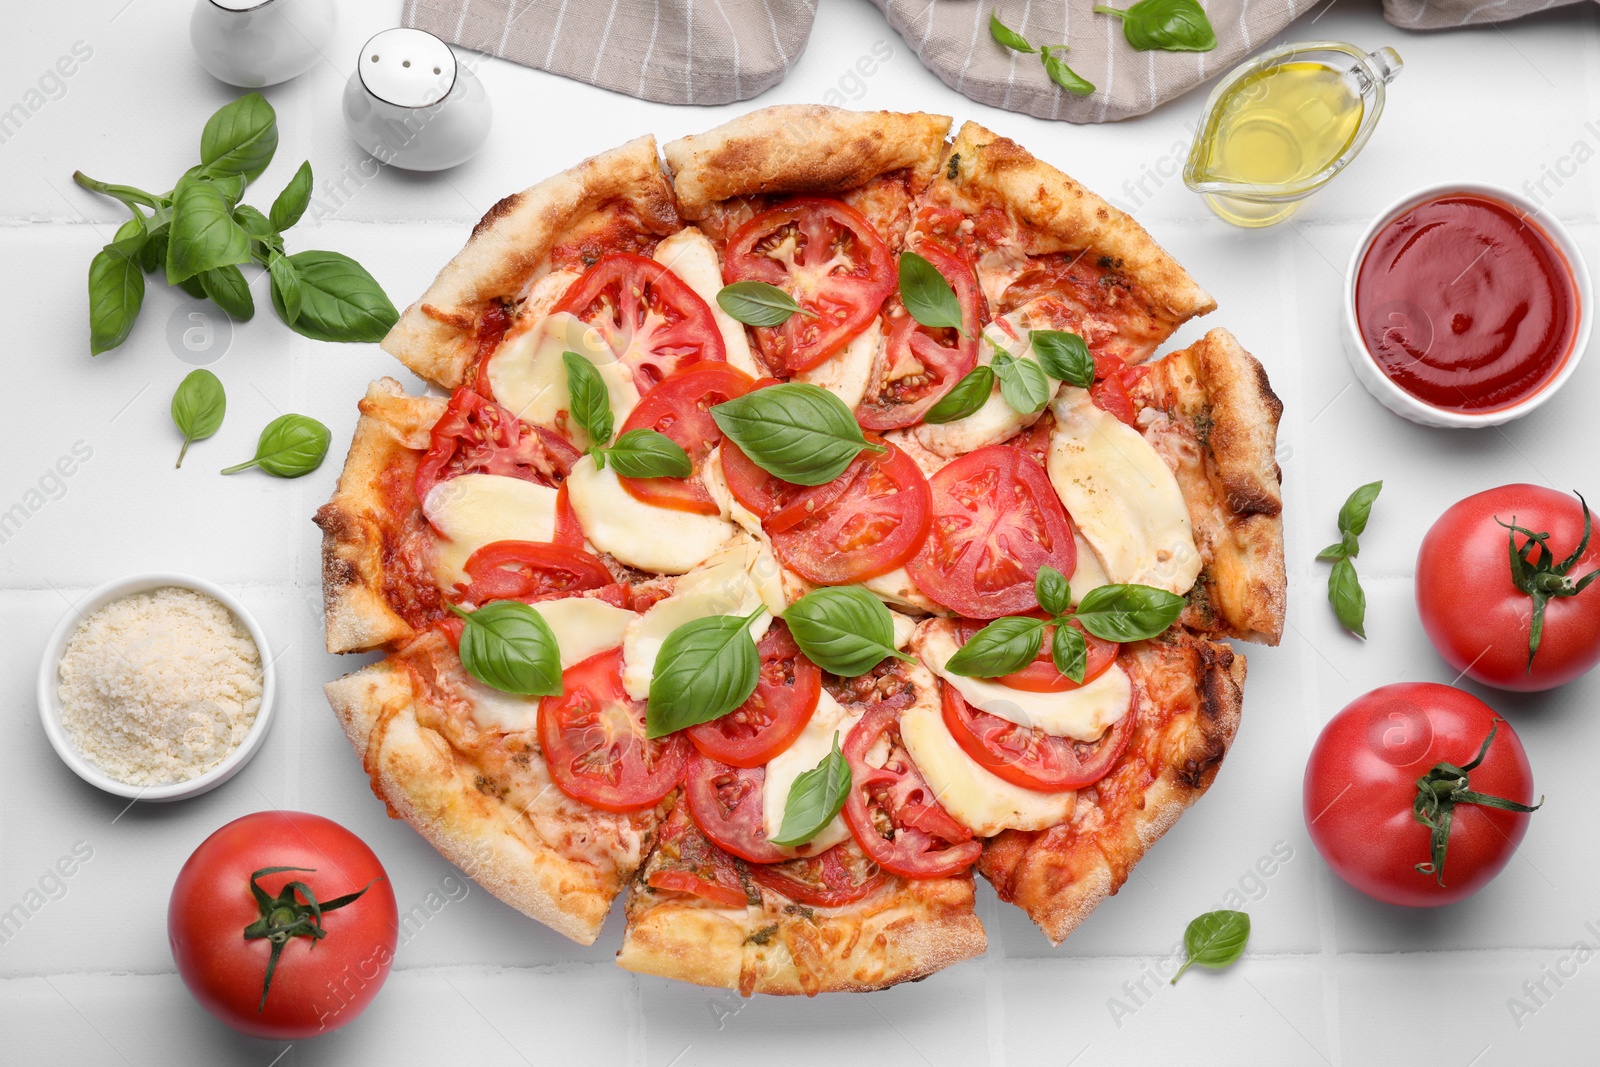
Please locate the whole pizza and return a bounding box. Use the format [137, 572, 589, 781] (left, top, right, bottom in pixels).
[314, 105, 1287, 996]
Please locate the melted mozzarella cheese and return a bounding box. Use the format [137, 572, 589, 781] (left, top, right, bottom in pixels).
[974, 245, 1032, 311]
[533, 597, 637, 670]
[914, 312, 1059, 458]
[1047, 387, 1202, 595]
[917, 623, 1133, 742]
[620, 537, 785, 700]
[762, 689, 861, 855]
[700, 447, 815, 606]
[565, 455, 735, 574]
[794, 319, 882, 412]
[863, 566, 945, 615]
[653, 228, 761, 379]
[1069, 529, 1111, 606]
[889, 609, 917, 651]
[424, 474, 559, 589]
[486, 311, 639, 450]
[899, 704, 1077, 837]
[463, 681, 542, 734]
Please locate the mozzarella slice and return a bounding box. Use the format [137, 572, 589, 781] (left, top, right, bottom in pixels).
[974, 245, 1032, 312]
[424, 473, 560, 589]
[653, 228, 761, 379]
[532, 597, 637, 670]
[1069, 529, 1112, 606]
[794, 319, 882, 412]
[463, 681, 541, 734]
[620, 537, 783, 700]
[899, 704, 1077, 837]
[863, 566, 945, 615]
[565, 455, 735, 574]
[700, 447, 815, 606]
[889, 609, 917, 651]
[917, 622, 1133, 742]
[761, 690, 861, 856]
[1047, 387, 1202, 596]
[914, 312, 1059, 458]
[486, 311, 639, 450]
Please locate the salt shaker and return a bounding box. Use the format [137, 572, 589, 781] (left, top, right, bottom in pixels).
[189, 0, 335, 88]
[342, 29, 493, 172]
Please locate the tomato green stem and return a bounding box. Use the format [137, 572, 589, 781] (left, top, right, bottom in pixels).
[241, 866, 380, 1012]
[1410, 720, 1542, 887]
[1497, 492, 1600, 673]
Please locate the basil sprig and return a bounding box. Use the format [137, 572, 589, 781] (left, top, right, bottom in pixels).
[897, 251, 966, 334]
[1094, 0, 1218, 53]
[1316, 481, 1382, 638]
[170, 369, 226, 468]
[447, 601, 562, 697]
[783, 586, 914, 676]
[945, 566, 1183, 682]
[647, 608, 765, 738]
[717, 281, 814, 327]
[923, 365, 995, 424]
[1171, 910, 1249, 984]
[563, 351, 692, 478]
[991, 13, 1096, 96]
[993, 349, 1052, 415]
[74, 92, 397, 353]
[1497, 492, 1600, 672]
[769, 734, 852, 848]
[711, 383, 884, 486]
[563, 351, 615, 447]
[1030, 330, 1095, 388]
[221, 413, 330, 478]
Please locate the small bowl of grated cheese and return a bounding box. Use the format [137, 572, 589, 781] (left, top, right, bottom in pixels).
[37, 574, 276, 801]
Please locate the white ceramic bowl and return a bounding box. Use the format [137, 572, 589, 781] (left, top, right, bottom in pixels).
[1342, 181, 1592, 428]
[37, 573, 277, 802]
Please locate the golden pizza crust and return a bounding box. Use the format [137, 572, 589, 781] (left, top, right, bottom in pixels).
[313, 378, 445, 655]
[663, 105, 951, 220]
[977, 633, 1244, 944]
[382, 135, 679, 389]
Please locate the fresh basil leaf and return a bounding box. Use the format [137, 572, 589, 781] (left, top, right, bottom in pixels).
[1073, 584, 1185, 642]
[1051, 624, 1088, 683]
[769, 734, 852, 848]
[994, 352, 1052, 415]
[1094, 0, 1218, 53]
[270, 160, 313, 232]
[989, 12, 1036, 53]
[601, 429, 692, 479]
[448, 600, 562, 697]
[208, 172, 246, 207]
[647, 611, 763, 738]
[711, 383, 884, 487]
[221, 413, 330, 478]
[166, 179, 252, 285]
[1171, 910, 1250, 983]
[923, 365, 995, 424]
[269, 250, 398, 343]
[170, 369, 226, 468]
[717, 281, 811, 327]
[783, 586, 909, 676]
[1042, 50, 1096, 96]
[267, 253, 301, 325]
[199, 264, 254, 321]
[563, 350, 614, 448]
[1030, 330, 1094, 388]
[138, 226, 169, 275]
[1337, 480, 1383, 539]
[87, 240, 145, 354]
[233, 203, 276, 239]
[945, 616, 1046, 678]
[1036, 565, 1071, 618]
[1316, 531, 1359, 563]
[898, 251, 964, 333]
[176, 273, 208, 299]
[1328, 557, 1367, 639]
[198, 92, 278, 182]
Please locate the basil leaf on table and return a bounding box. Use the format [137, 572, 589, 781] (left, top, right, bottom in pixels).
[1041, 49, 1096, 97]
[87, 240, 145, 355]
[269, 251, 398, 343]
[267, 253, 302, 325]
[945, 616, 1047, 678]
[993, 351, 1052, 415]
[1318, 481, 1380, 635]
[1337, 480, 1383, 539]
[923, 365, 995, 424]
[199, 264, 254, 321]
[221, 413, 330, 478]
[170, 369, 226, 469]
[600, 429, 692, 479]
[716, 281, 812, 327]
[1035, 565, 1072, 618]
[1316, 530, 1360, 563]
[198, 91, 279, 182]
[1328, 557, 1367, 639]
[1094, 0, 1219, 53]
[647, 610, 764, 738]
[563, 350, 615, 448]
[166, 178, 252, 285]
[269, 160, 313, 232]
[711, 383, 884, 486]
[1030, 330, 1095, 388]
[1171, 910, 1250, 983]
[769, 734, 852, 849]
[447, 600, 562, 697]
[1051, 624, 1089, 683]
[783, 586, 911, 676]
[898, 251, 965, 333]
[988, 12, 1036, 53]
[1073, 584, 1186, 642]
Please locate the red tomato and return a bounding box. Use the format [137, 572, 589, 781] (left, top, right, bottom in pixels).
[942, 683, 1134, 792]
[687, 624, 821, 767]
[842, 702, 982, 878]
[1089, 359, 1149, 428]
[552, 481, 585, 548]
[451, 540, 614, 605]
[747, 842, 889, 907]
[724, 198, 896, 372]
[907, 445, 1078, 618]
[1416, 485, 1600, 692]
[616, 361, 754, 514]
[414, 387, 582, 507]
[552, 253, 726, 393]
[954, 617, 1118, 693]
[645, 804, 752, 910]
[682, 752, 788, 864]
[1303, 683, 1541, 907]
[539, 649, 689, 812]
[857, 243, 983, 430]
[168, 812, 398, 1039]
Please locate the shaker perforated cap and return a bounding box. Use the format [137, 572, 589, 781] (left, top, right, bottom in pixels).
[358, 28, 456, 108]
[208, 0, 274, 11]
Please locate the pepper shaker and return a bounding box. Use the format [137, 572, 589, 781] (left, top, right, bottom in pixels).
[342, 29, 493, 172]
[189, 0, 335, 88]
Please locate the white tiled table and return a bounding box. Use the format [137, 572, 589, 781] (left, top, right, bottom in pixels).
[4, 1, 1599, 1062]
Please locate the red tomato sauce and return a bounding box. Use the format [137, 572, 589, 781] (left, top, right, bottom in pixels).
[1355, 194, 1578, 412]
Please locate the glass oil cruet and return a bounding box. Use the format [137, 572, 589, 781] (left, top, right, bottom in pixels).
[1184, 42, 1403, 228]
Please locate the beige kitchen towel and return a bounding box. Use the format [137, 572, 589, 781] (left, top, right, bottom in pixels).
[402, 0, 1598, 121]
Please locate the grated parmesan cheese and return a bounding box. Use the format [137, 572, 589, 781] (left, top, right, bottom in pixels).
[56, 586, 263, 786]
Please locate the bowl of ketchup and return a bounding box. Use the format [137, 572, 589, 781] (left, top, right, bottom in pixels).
[1343, 183, 1590, 427]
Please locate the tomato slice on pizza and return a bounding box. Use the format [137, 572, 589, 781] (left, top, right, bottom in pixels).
[682, 753, 788, 864]
[747, 842, 889, 908]
[940, 681, 1136, 792]
[451, 540, 614, 605]
[414, 387, 582, 507]
[686, 624, 821, 768]
[616, 361, 754, 515]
